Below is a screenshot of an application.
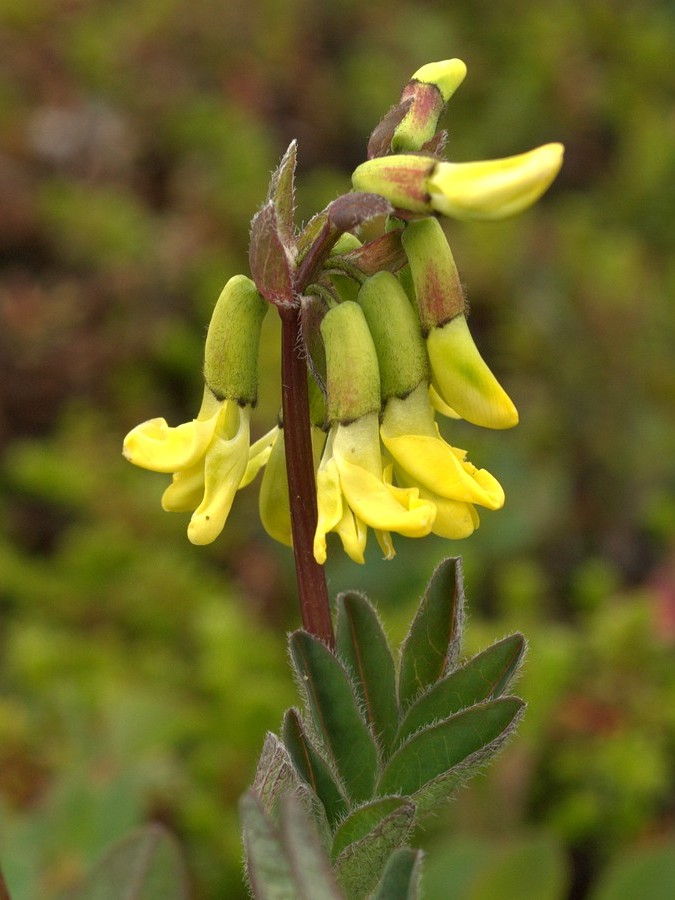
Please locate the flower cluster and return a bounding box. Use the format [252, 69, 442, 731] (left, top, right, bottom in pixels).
[123, 58, 563, 564]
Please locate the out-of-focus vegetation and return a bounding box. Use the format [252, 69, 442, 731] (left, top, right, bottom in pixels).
[1, 0, 674, 897]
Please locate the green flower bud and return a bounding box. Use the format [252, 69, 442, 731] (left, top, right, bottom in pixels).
[401, 217, 465, 332]
[357, 271, 429, 401]
[392, 59, 467, 152]
[352, 155, 436, 214]
[320, 301, 381, 424]
[204, 274, 268, 405]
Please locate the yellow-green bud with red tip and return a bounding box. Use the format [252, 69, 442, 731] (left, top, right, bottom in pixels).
[392, 59, 467, 152]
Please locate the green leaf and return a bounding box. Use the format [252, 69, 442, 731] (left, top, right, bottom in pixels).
[333, 802, 415, 899]
[279, 795, 345, 899]
[283, 709, 349, 829]
[267, 140, 297, 244]
[68, 824, 189, 900]
[241, 792, 343, 900]
[398, 558, 465, 710]
[241, 792, 296, 900]
[377, 697, 525, 798]
[331, 797, 412, 860]
[336, 592, 399, 755]
[591, 842, 675, 900]
[290, 631, 379, 804]
[396, 634, 526, 746]
[252, 732, 306, 819]
[370, 847, 424, 900]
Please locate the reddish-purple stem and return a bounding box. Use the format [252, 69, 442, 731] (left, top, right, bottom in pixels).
[280, 306, 334, 648]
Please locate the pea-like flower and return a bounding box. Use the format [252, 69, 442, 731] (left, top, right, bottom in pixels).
[314, 300, 436, 564]
[381, 383, 504, 540]
[124, 387, 271, 544]
[123, 274, 271, 545]
[357, 271, 504, 541]
[314, 412, 435, 565]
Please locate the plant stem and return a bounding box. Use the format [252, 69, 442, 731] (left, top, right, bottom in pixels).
[280, 305, 335, 648]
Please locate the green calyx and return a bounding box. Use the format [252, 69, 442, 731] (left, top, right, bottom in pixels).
[320, 301, 381, 424]
[351, 155, 436, 214]
[401, 216, 466, 333]
[357, 271, 429, 401]
[204, 274, 268, 405]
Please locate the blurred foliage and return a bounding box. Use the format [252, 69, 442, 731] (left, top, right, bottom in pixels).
[1, 0, 674, 897]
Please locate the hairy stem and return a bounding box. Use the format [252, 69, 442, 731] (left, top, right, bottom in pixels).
[280, 306, 335, 648]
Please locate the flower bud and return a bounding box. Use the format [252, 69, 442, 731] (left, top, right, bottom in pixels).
[401, 217, 465, 332]
[357, 271, 428, 401]
[392, 59, 467, 152]
[320, 301, 381, 424]
[204, 274, 268, 405]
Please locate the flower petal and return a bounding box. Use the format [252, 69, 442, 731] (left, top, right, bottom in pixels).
[383, 431, 504, 509]
[428, 143, 564, 221]
[240, 425, 279, 489]
[188, 404, 251, 545]
[123, 387, 221, 473]
[161, 461, 205, 512]
[314, 455, 344, 565]
[336, 452, 436, 536]
[259, 427, 292, 547]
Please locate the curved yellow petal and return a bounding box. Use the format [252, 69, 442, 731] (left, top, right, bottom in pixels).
[123, 415, 218, 473]
[314, 454, 344, 565]
[428, 143, 564, 221]
[188, 404, 250, 545]
[427, 316, 518, 429]
[429, 384, 461, 419]
[334, 507, 367, 565]
[383, 431, 504, 509]
[161, 461, 205, 512]
[381, 385, 504, 509]
[123, 386, 221, 473]
[259, 428, 292, 547]
[240, 425, 279, 489]
[375, 529, 395, 560]
[336, 453, 436, 536]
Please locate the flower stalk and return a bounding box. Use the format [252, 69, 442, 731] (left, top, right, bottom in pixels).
[280, 305, 335, 648]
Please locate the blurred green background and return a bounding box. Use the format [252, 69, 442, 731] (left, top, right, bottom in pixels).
[1, 0, 674, 897]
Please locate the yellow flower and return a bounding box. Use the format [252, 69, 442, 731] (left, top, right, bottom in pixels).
[313, 412, 436, 565]
[123, 386, 271, 545]
[380, 383, 504, 540]
[259, 424, 326, 548]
